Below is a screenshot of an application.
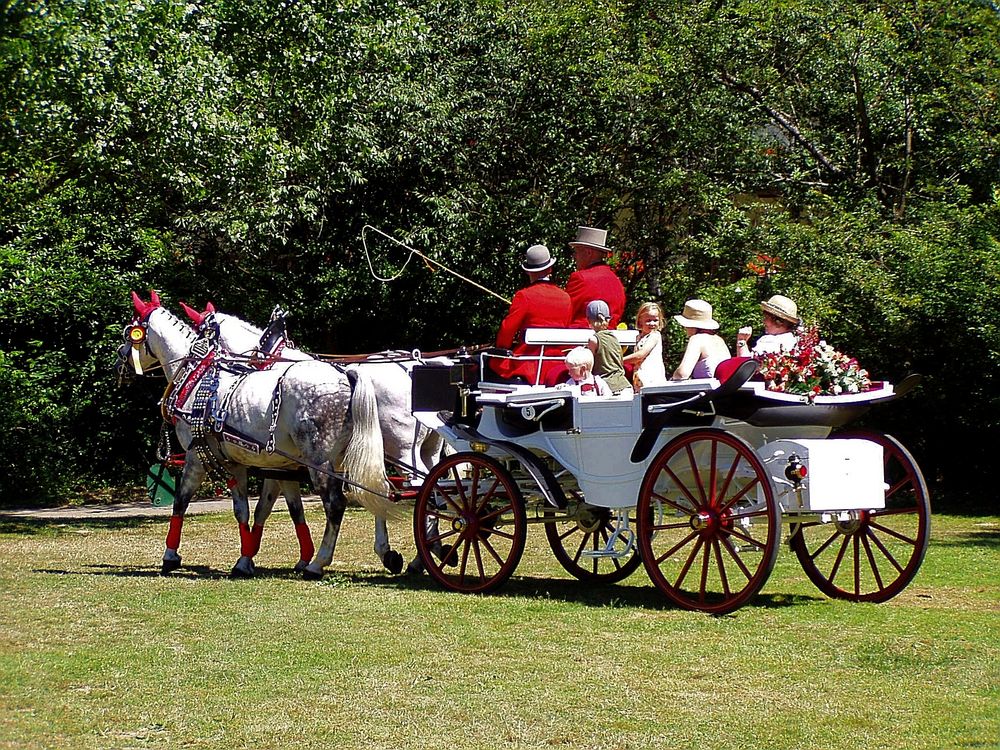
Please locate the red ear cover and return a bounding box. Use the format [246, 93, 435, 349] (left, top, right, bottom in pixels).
[179, 300, 205, 326]
[131, 291, 158, 320]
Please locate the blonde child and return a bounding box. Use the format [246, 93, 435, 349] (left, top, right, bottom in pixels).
[623, 301, 667, 390]
[563, 347, 610, 396]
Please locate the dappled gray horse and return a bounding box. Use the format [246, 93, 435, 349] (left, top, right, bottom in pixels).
[117, 292, 395, 578]
[180, 301, 445, 574]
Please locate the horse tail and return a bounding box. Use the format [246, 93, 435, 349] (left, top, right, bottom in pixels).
[342, 366, 400, 520]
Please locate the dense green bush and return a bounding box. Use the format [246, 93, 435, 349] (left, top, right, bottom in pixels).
[1, 0, 997, 509]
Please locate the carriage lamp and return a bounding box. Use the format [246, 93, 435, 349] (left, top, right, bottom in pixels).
[128, 325, 147, 345]
[784, 454, 807, 485]
[470, 441, 489, 453]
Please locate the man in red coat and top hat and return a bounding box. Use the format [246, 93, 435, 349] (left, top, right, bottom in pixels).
[492, 244, 572, 384]
[565, 226, 626, 329]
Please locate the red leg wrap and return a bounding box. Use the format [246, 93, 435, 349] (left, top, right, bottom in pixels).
[166, 514, 183, 551]
[239, 522, 254, 557]
[249, 524, 265, 556]
[295, 521, 315, 562]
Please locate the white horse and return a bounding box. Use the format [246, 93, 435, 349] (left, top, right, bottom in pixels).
[117, 291, 395, 579]
[178, 301, 445, 574]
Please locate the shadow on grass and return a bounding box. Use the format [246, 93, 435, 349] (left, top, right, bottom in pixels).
[932, 529, 1000, 550]
[331, 568, 823, 612]
[30, 560, 824, 611]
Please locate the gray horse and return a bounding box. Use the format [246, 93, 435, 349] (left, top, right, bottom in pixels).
[179, 301, 445, 574]
[117, 292, 396, 578]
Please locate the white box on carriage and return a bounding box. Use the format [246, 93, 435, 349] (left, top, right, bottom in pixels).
[761, 438, 886, 512]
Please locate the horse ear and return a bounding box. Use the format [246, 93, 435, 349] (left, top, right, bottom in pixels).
[179, 300, 204, 326]
[131, 291, 152, 318]
[205, 301, 216, 313]
[150, 289, 161, 307]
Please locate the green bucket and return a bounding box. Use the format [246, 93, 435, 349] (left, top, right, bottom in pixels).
[146, 463, 176, 507]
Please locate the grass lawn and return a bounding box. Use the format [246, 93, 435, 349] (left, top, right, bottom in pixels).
[1, 507, 997, 750]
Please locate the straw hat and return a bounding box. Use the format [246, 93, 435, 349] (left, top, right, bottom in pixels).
[568, 226, 612, 253]
[760, 294, 799, 325]
[673, 299, 720, 330]
[521, 244, 555, 273]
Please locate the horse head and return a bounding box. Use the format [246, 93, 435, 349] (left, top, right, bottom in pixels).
[179, 300, 216, 329]
[115, 290, 196, 383]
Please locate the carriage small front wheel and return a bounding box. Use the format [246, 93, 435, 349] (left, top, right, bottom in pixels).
[636, 428, 781, 614]
[414, 452, 527, 594]
[543, 497, 643, 584]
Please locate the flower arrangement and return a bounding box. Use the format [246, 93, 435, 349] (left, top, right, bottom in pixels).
[753, 324, 872, 399]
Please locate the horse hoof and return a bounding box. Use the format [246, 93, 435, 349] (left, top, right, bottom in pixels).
[405, 558, 425, 575]
[230, 558, 255, 578]
[301, 566, 324, 580]
[383, 550, 404, 575]
[294, 559, 309, 573]
[438, 544, 458, 568]
[161, 554, 181, 576]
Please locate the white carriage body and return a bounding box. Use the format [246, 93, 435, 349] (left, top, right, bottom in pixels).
[408, 328, 927, 611]
[417, 356, 898, 513]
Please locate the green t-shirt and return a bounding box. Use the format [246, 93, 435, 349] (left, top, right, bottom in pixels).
[593, 330, 631, 393]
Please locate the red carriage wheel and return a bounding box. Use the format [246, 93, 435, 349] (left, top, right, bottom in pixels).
[543, 497, 642, 583]
[414, 452, 527, 594]
[636, 428, 780, 614]
[790, 431, 930, 602]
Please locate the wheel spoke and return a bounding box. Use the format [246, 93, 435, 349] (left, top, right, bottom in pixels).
[866, 526, 905, 573]
[720, 535, 753, 581]
[648, 490, 696, 517]
[861, 531, 885, 592]
[827, 533, 851, 581]
[808, 528, 843, 562]
[868, 519, 917, 546]
[479, 534, 507, 567]
[724, 525, 767, 551]
[475, 478, 503, 514]
[684, 443, 708, 506]
[449, 465, 469, 510]
[699, 542, 711, 604]
[654, 529, 699, 565]
[674, 536, 704, 589]
[717, 477, 761, 516]
[853, 534, 861, 596]
[660, 466, 702, 511]
[472, 538, 486, 580]
[713, 539, 731, 596]
[884, 475, 912, 500]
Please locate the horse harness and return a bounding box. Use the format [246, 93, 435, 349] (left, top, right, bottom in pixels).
[161, 314, 351, 486]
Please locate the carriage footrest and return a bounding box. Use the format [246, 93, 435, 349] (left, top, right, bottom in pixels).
[581, 548, 632, 559]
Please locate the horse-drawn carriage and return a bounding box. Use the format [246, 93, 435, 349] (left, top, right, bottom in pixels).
[405, 329, 930, 614]
[119, 295, 929, 614]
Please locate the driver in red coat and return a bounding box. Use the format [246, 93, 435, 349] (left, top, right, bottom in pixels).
[565, 226, 626, 328]
[492, 244, 572, 384]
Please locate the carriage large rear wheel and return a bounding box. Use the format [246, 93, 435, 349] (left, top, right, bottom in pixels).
[636, 428, 780, 615]
[543, 496, 643, 584]
[414, 452, 527, 594]
[790, 431, 930, 602]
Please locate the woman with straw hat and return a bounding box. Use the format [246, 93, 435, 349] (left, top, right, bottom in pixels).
[670, 299, 732, 380]
[735, 294, 800, 356]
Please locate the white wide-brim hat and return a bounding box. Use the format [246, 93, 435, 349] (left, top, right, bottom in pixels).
[760, 294, 798, 324]
[673, 299, 720, 330]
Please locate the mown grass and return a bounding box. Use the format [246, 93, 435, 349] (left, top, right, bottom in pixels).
[1, 508, 997, 750]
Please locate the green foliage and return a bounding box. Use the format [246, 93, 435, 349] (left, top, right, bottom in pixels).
[1, 0, 997, 508]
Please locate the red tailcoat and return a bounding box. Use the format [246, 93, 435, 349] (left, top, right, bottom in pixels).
[494, 280, 572, 383]
[565, 262, 626, 328]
